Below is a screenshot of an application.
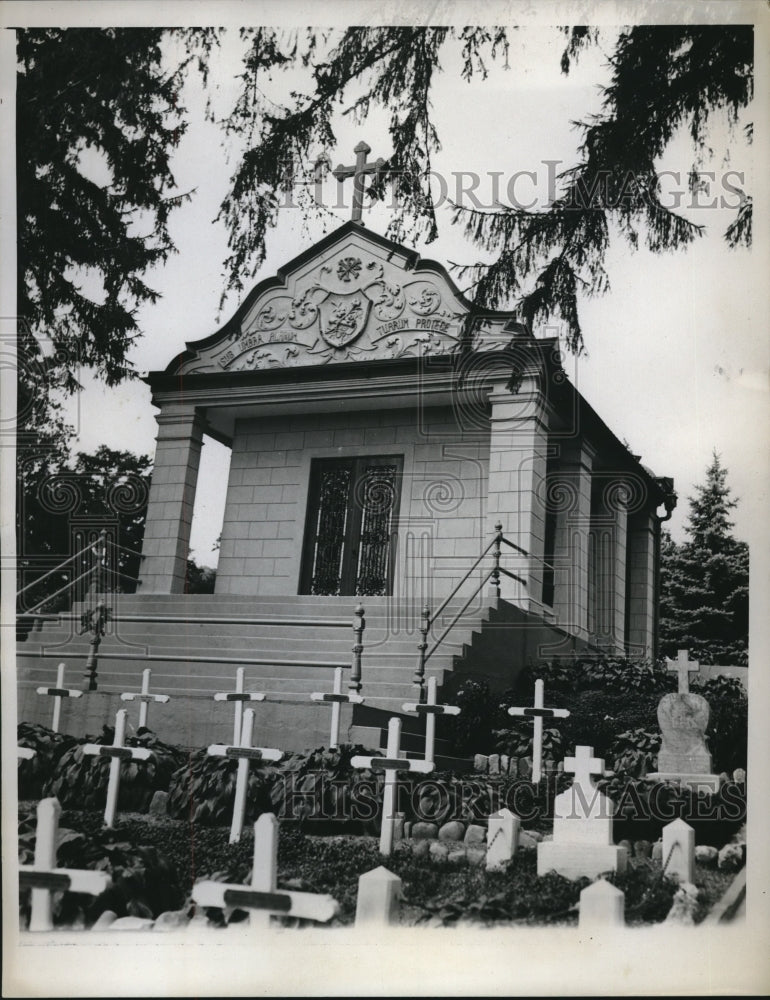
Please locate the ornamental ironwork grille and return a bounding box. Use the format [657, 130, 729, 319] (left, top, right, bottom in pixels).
[300, 456, 402, 596]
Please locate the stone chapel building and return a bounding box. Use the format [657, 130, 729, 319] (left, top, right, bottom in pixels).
[19, 161, 677, 752]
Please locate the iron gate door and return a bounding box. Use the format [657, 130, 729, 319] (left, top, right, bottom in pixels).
[300, 455, 403, 596]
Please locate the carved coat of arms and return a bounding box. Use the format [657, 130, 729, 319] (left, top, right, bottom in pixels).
[319, 292, 371, 348]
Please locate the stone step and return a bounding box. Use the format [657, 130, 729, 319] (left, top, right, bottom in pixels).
[22, 624, 468, 652]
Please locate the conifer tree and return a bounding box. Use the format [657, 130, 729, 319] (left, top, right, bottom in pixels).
[659, 453, 748, 665]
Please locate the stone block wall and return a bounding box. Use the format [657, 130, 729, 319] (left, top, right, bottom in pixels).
[215, 405, 491, 602]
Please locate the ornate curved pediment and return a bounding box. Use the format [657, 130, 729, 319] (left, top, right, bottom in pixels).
[167, 223, 522, 376]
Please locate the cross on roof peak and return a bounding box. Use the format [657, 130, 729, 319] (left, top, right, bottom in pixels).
[331, 140, 388, 223]
[564, 745, 604, 787]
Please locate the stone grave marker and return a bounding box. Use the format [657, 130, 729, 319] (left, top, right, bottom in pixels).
[648, 650, 719, 793]
[17, 746, 36, 760]
[508, 678, 570, 783]
[355, 866, 402, 927]
[193, 813, 338, 929]
[579, 879, 625, 928]
[537, 745, 626, 880]
[351, 718, 434, 856]
[19, 798, 111, 931]
[486, 808, 520, 871]
[121, 667, 170, 729]
[206, 708, 283, 844]
[402, 675, 461, 766]
[662, 817, 695, 883]
[310, 666, 364, 748]
[214, 667, 266, 746]
[83, 709, 153, 827]
[36, 662, 83, 732]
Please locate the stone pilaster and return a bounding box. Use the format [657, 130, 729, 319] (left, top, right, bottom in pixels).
[550, 440, 596, 639]
[487, 378, 549, 610]
[589, 477, 629, 653]
[139, 407, 205, 594]
[625, 509, 657, 658]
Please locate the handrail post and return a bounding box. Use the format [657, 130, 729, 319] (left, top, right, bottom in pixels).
[491, 522, 503, 599]
[350, 604, 365, 694]
[81, 601, 110, 692]
[414, 603, 430, 701]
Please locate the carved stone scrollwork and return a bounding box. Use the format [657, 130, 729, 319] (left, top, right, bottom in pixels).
[407, 283, 441, 316]
[255, 303, 285, 331]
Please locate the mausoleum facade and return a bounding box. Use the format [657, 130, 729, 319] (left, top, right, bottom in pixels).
[140, 219, 676, 659]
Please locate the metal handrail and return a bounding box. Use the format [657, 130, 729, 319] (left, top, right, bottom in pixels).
[414, 522, 529, 694]
[428, 535, 498, 627]
[15, 539, 100, 598]
[22, 565, 98, 617]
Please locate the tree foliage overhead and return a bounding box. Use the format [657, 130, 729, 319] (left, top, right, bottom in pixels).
[659, 453, 749, 666]
[218, 25, 752, 352]
[16, 23, 753, 419]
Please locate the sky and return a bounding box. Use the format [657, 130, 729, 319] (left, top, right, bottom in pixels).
[55, 25, 767, 568]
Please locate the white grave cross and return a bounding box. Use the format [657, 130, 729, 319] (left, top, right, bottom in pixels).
[667, 649, 701, 694]
[564, 744, 605, 789]
[193, 813, 338, 928]
[36, 662, 83, 732]
[214, 667, 266, 745]
[82, 709, 152, 828]
[121, 668, 170, 729]
[351, 718, 434, 856]
[508, 679, 570, 783]
[19, 798, 111, 931]
[207, 708, 283, 844]
[310, 666, 364, 748]
[402, 676, 460, 766]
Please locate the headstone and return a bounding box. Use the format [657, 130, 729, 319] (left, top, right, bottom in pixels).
[36, 662, 82, 732]
[662, 818, 695, 882]
[579, 879, 625, 928]
[19, 798, 112, 931]
[91, 910, 118, 930]
[411, 822, 438, 840]
[351, 718, 434, 856]
[310, 666, 364, 748]
[402, 675, 460, 766]
[508, 679, 570, 783]
[634, 839, 652, 859]
[121, 667, 170, 729]
[473, 754, 489, 773]
[355, 866, 401, 927]
[648, 650, 719, 793]
[537, 745, 626, 880]
[206, 708, 283, 844]
[732, 768, 746, 785]
[192, 813, 338, 928]
[486, 808, 520, 871]
[149, 790, 169, 817]
[82, 709, 153, 827]
[488, 753, 500, 775]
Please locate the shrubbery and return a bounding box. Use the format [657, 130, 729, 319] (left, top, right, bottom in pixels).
[17, 723, 77, 799]
[43, 726, 186, 812]
[444, 655, 747, 775]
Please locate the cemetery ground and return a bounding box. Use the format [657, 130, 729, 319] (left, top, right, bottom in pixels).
[16, 799, 739, 930]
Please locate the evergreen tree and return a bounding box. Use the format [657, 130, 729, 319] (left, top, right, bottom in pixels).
[659, 453, 748, 665]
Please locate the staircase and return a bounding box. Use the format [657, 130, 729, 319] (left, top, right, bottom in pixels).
[17, 592, 548, 765]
